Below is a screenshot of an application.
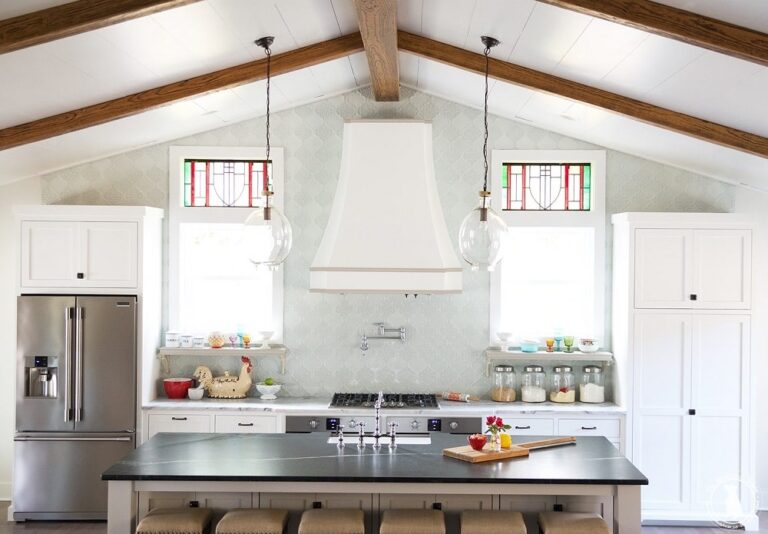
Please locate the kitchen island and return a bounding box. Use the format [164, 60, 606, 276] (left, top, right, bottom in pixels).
[103, 432, 647, 534]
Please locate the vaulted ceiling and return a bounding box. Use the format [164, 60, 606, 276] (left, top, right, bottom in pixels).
[1, 0, 766, 190]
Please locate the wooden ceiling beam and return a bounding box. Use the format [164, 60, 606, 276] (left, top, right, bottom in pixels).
[0, 0, 202, 55]
[353, 0, 399, 101]
[398, 30, 768, 159]
[536, 0, 768, 68]
[0, 33, 364, 151]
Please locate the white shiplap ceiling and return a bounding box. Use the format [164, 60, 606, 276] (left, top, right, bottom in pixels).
[0, 0, 766, 189]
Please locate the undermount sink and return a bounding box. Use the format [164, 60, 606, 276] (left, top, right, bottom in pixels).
[327, 435, 431, 445]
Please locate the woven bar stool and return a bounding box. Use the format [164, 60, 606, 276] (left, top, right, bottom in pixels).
[216, 509, 289, 534]
[460, 510, 526, 534]
[136, 507, 212, 534]
[538, 512, 610, 534]
[379, 510, 446, 534]
[297, 509, 365, 534]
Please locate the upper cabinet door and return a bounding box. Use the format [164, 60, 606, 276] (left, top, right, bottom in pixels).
[80, 222, 138, 288]
[634, 229, 693, 309]
[20, 220, 139, 290]
[20, 221, 80, 287]
[692, 230, 751, 310]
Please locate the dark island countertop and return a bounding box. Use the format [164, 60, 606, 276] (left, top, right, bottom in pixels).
[103, 433, 647, 486]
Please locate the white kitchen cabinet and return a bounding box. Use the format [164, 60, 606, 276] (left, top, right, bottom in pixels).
[20, 221, 80, 287]
[632, 313, 749, 516]
[634, 227, 751, 310]
[147, 413, 212, 439]
[613, 212, 755, 528]
[20, 220, 138, 289]
[214, 414, 279, 433]
[505, 418, 554, 436]
[80, 221, 138, 287]
[16, 205, 162, 295]
[143, 411, 284, 442]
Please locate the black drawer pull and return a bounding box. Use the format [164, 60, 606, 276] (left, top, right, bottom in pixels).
[515, 425, 531, 430]
[171, 417, 188, 421]
[581, 426, 597, 430]
[237, 423, 254, 427]
[690, 294, 698, 301]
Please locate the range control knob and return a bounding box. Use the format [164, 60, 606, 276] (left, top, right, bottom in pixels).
[308, 419, 318, 429]
[411, 419, 420, 430]
[449, 421, 459, 430]
[348, 419, 357, 428]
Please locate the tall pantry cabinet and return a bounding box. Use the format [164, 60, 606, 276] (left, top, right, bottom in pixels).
[612, 213, 755, 529]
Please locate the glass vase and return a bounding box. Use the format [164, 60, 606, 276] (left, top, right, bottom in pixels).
[491, 432, 501, 452]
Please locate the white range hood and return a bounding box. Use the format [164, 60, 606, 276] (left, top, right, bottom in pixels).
[310, 120, 462, 294]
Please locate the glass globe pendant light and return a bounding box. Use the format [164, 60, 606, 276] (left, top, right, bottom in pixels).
[458, 36, 507, 272]
[242, 36, 293, 270]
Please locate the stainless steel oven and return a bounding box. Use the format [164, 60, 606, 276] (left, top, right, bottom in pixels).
[285, 415, 480, 435]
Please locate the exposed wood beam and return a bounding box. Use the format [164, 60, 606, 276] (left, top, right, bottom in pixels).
[353, 0, 399, 101]
[0, 0, 202, 55]
[0, 33, 364, 151]
[398, 30, 768, 159]
[537, 0, 768, 68]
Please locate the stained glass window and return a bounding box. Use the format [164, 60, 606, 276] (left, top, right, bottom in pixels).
[501, 163, 591, 211]
[183, 159, 272, 207]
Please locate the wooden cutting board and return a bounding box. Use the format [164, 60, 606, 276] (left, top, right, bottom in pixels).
[443, 436, 576, 463]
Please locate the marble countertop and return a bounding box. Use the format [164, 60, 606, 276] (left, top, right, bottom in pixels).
[143, 397, 626, 415]
[103, 432, 646, 484]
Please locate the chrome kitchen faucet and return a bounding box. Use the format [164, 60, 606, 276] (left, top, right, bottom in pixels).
[360, 323, 406, 355]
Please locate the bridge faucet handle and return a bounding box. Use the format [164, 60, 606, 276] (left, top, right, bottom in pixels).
[356, 421, 366, 449]
[388, 421, 398, 449]
[336, 424, 345, 448]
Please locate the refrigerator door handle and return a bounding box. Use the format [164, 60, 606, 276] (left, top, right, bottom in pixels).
[14, 436, 132, 442]
[74, 307, 84, 423]
[64, 307, 73, 423]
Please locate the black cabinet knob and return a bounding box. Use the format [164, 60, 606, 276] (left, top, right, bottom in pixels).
[690, 294, 697, 301]
[77, 272, 84, 279]
[688, 409, 696, 415]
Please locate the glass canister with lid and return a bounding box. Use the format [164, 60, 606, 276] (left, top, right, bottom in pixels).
[521, 365, 547, 403]
[491, 365, 517, 402]
[580, 365, 605, 403]
[549, 365, 576, 403]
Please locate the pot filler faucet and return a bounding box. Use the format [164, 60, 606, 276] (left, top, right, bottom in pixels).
[360, 323, 406, 355]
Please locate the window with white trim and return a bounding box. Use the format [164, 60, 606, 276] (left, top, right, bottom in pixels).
[490, 150, 606, 345]
[168, 146, 285, 341]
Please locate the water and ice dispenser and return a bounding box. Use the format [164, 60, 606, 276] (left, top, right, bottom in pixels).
[25, 356, 58, 398]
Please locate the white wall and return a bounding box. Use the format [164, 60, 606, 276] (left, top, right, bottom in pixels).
[734, 188, 768, 508]
[0, 177, 42, 500]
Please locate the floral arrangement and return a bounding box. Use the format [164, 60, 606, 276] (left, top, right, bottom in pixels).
[486, 415, 511, 435]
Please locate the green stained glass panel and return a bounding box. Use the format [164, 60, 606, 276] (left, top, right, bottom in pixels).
[183, 160, 192, 207]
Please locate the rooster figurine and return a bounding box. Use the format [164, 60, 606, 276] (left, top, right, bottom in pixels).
[193, 356, 253, 399]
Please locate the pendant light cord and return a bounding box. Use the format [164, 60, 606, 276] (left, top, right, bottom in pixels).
[265, 45, 272, 186]
[482, 44, 490, 194]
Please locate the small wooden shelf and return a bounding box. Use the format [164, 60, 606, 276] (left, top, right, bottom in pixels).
[157, 346, 287, 374]
[485, 349, 613, 376]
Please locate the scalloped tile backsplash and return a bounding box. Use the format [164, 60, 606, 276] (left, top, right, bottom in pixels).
[41, 87, 735, 396]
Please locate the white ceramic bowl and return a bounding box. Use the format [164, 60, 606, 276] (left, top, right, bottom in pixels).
[187, 387, 204, 400]
[256, 383, 281, 400]
[578, 338, 599, 353]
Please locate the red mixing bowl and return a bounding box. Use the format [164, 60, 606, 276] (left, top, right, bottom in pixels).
[164, 378, 193, 399]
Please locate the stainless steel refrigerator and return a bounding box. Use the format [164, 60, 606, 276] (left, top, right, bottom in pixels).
[14, 295, 137, 521]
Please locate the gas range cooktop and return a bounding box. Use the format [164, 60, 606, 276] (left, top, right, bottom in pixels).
[330, 393, 439, 409]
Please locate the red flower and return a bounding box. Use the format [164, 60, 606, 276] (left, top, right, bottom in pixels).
[486, 415, 496, 426]
[494, 417, 504, 427]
